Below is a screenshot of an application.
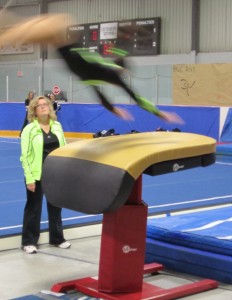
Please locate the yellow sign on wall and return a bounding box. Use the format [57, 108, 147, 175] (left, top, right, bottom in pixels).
[173, 64, 232, 106]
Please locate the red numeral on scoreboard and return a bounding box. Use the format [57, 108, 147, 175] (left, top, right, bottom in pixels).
[92, 30, 98, 41]
[103, 44, 112, 55]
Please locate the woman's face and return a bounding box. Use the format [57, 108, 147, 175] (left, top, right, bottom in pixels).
[35, 98, 50, 119]
[29, 92, 34, 100]
[50, 94, 55, 101]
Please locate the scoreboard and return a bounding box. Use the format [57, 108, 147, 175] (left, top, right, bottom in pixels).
[67, 17, 161, 56]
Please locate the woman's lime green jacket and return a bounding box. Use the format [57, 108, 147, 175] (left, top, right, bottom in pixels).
[20, 119, 66, 184]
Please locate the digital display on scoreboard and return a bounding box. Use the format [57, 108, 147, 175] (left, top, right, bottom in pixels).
[89, 25, 99, 42]
[88, 24, 99, 52]
[67, 17, 161, 56]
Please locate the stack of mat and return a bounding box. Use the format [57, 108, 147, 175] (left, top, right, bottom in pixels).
[145, 206, 232, 283]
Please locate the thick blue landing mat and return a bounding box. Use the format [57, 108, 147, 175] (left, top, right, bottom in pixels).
[145, 206, 232, 283]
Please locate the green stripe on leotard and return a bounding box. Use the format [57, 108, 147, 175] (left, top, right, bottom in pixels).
[135, 95, 162, 117]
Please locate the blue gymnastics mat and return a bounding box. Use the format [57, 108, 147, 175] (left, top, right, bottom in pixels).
[145, 206, 232, 283]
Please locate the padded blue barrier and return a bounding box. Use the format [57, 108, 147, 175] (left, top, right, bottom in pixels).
[146, 206, 232, 283]
[0, 103, 220, 139]
[220, 108, 232, 142]
[0, 103, 25, 130]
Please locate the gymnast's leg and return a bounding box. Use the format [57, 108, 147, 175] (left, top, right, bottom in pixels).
[93, 86, 133, 120]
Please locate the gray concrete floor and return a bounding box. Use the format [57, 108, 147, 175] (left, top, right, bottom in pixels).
[1, 233, 232, 300]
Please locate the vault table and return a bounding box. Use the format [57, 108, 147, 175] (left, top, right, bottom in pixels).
[42, 132, 218, 299]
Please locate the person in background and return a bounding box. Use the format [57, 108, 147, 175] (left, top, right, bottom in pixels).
[48, 93, 61, 114]
[20, 96, 71, 254]
[19, 91, 34, 137]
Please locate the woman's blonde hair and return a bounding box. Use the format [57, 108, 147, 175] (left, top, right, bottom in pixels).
[27, 96, 57, 122]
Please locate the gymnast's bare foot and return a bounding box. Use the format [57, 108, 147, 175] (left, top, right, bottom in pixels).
[160, 111, 185, 124]
[113, 107, 134, 121]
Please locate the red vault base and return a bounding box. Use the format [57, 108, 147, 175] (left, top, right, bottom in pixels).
[51, 275, 218, 300]
[98, 203, 148, 293]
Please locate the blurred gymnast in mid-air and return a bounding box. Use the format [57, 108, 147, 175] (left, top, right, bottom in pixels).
[0, 14, 183, 123]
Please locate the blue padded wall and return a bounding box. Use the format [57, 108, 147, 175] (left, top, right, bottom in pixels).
[0, 103, 220, 140]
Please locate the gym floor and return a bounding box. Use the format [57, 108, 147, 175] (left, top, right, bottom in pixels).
[1, 230, 232, 299]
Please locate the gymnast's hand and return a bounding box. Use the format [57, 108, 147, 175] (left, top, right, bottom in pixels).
[159, 111, 185, 124]
[27, 183, 36, 193]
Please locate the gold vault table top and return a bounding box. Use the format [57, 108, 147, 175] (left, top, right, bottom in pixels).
[50, 132, 216, 180]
